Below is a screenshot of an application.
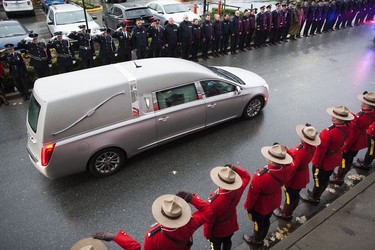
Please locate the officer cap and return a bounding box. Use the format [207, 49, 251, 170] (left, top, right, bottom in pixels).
[260, 5, 265, 9]
[120, 22, 127, 27]
[244, 9, 249, 12]
[154, 19, 160, 24]
[275, 3, 280, 6]
[281, 2, 287, 6]
[29, 33, 39, 39]
[54, 31, 63, 36]
[4, 43, 14, 49]
[254, 8, 258, 11]
[99, 27, 108, 32]
[78, 24, 86, 29]
[266, 4, 272, 8]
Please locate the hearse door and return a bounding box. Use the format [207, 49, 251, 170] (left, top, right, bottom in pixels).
[153, 83, 206, 143]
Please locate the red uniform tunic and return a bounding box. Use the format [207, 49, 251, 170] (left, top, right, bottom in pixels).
[204, 166, 250, 239]
[367, 121, 375, 137]
[114, 230, 142, 250]
[342, 109, 375, 152]
[143, 195, 214, 250]
[311, 123, 350, 171]
[244, 164, 294, 215]
[286, 143, 316, 189]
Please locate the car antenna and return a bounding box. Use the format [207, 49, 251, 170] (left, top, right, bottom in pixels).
[133, 61, 142, 68]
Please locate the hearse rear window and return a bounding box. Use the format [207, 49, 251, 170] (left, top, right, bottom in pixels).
[156, 84, 198, 110]
[28, 95, 41, 133]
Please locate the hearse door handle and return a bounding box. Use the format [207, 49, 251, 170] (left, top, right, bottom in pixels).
[207, 103, 217, 108]
[29, 136, 36, 144]
[158, 116, 169, 122]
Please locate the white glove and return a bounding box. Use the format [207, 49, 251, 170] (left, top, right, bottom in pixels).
[73, 60, 76, 65]
[115, 53, 118, 57]
[24, 37, 33, 43]
[93, 56, 96, 60]
[49, 36, 57, 42]
[48, 64, 52, 68]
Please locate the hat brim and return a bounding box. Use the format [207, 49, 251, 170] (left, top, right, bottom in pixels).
[210, 166, 242, 190]
[261, 146, 293, 165]
[71, 238, 107, 250]
[326, 107, 355, 121]
[357, 94, 375, 107]
[295, 124, 321, 146]
[152, 195, 192, 228]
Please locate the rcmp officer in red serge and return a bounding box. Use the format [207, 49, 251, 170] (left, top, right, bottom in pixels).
[18, 33, 51, 78]
[243, 144, 294, 246]
[94, 193, 214, 249]
[273, 124, 321, 220]
[0, 43, 29, 101]
[204, 164, 250, 250]
[68, 25, 95, 69]
[354, 120, 375, 170]
[47, 31, 75, 73]
[113, 22, 133, 62]
[330, 92, 375, 185]
[93, 28, 116, 65]
[301, 105, 354, 204]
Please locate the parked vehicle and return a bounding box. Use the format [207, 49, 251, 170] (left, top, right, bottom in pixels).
[27, 58, 269, 179]
[0, 19, 32, 50]
[46, 4, 101, 36]
[102, 0, 127, 3]
[2, 0, 35, 17]
[103, 3, 154, 32]
[40, 0, 65, 13]
[146, 0, 200, 26]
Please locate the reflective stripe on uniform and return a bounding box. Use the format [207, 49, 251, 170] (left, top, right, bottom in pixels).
[254, 221, 259, 232]
[370, 138, 375, 156]
[314, 168, 320, 187]
[342, 158, 346, 169]
[283, 186, 290, 205]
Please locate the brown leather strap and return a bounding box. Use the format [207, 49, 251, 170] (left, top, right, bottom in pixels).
[160, 230, 191, 246]
[267, 170, 284, 186]
[215, 191, 237, 223]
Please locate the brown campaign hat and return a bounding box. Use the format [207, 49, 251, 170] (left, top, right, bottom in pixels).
[326, 105, 354, 121]
[71, 238, 107, 250]
[210, 166, 242, 190]
[357, 91, 375, 107]
[151, 194, 192, 228]
[261, 144, 293, 165]
[296, 124, 321, 146]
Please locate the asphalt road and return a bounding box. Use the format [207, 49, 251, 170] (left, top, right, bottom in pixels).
[1, 23, 375, 249]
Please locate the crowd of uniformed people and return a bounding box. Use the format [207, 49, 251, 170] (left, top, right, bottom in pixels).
[0, 0, 375, 105]
[67, 91, 375, 250]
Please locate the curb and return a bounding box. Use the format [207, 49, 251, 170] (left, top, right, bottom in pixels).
[86, 5, 103, 13]
[271, 171, 375, 250]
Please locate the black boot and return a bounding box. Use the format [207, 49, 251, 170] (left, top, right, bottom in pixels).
[329, 166, 350, 185]
[300, 187, 321, 205]
[243, 229, 263, 246]
[273, 201, 296, 221]
[353, 156, 373, 170]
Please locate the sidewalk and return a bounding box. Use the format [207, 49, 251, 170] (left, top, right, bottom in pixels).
[234, 169, 375, 250]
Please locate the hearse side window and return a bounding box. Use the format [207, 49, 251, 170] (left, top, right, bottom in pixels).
[156, 84, 198, 110]
[28, 95, 41, 133]
[200, 80, 236, 98]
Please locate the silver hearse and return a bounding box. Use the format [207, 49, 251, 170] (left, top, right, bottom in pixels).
[26, 58, 269, 179]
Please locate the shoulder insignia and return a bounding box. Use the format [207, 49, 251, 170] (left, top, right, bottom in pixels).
[257, 168, 268, 176]
[328, 124, 335, 130]
[208, 193, 219, 203]
[297, 144, 304, 150]
[358, 111, 364, 117]
[148, 225, 161, 237]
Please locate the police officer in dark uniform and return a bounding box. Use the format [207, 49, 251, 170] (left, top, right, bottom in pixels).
[112, 22, 133, 62]
[254, 6, 267, 48]
[247, 9, 256, 49]
[311, 0, 323, 35]
[164, 18, 179, 57]
[282, 2, 294, 41]
[68, 25, 95, 69]
[304, 0, 316, 36]
[301, 1, 309, 34]
[201, 14, 213, 60]
[191, 18, 201, 62]
[231, 10, 243, 54]
[93, 28, 116, 65]
[0, 44, 29, 100]
[47, 31, 75, 73]
[241, 10, 250, 51]
[269, 3, 280, 45]
[18, 33, 51, 79]
[132, 19, 148, 59]
[264, 5, 273, 45]
[147, 19, 165, 58]
[212, 14, 223, 57]
[221, 13, 231, 54]
[179, 14, 193, 60]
